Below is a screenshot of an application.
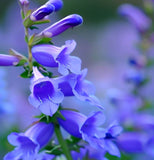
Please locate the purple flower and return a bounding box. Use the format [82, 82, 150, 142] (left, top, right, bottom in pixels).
[125, 69, 145, 86]
[0, 54, 19, 66]
[58, 110, 121, 157]
[39, 14, 83, 37]
[32, 40, 81, 75]
[58, 110, 87, 138]
[80, 112, 121, 157]
[30, 0, 63, 21]
[56, 69, 103, 108]
[71, 146, 107, 160]
[28, 67, 64, 116]
[117, 132, 146, 153]
[118, 4, 151, 32]
[4, 122, 54, 160]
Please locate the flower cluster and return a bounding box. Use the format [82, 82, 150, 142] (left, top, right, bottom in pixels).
[105, 2, 154, 159]
[1, 0, 122, 160]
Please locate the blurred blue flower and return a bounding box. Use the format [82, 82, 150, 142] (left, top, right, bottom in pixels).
[28, 67, 64, 116]
[4, 122, 54, 160]
[56, 68, 103, 108]
[32, 40, 81, 75]
[39, 14, 83, 37]
[117, 132, 146, 153]
[118, 4, 151, 32]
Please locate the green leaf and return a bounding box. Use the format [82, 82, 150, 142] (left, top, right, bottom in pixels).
[15, 59, 28, 66]
[29, 26, 39, 30]
[20, 69, 32, 78]
[32, 36, 52, 46]
[28, 35, 35, 46]
[33, 19, 50, 25]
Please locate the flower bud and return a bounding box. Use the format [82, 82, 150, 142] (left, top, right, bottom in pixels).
[40, 14, 83, 37]
[0, 54, 19, 66]
[30, 0, 63, 21]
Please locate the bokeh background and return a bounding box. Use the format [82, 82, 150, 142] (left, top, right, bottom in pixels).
[0, 0, 152, 159]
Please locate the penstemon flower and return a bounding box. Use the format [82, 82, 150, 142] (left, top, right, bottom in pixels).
[0, 54, 19, 66]
[28, 67, 64, 116]
[39, 14, 83, 37]
[32, 40, 81, 75]
[30, 0, 63, 21]
[4, 122, 54, 160]
[118, 3, 151, 32]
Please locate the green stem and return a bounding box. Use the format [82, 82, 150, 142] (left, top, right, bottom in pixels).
[54, 124, 73, 160]
[25, 27, 33, 71]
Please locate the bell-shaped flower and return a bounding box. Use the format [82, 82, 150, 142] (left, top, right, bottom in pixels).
[4, 122, 54, 160]
[58, 110, 87, 138]
[32, 40, 81, 75]
[118, 4, 151, 32]
[80, 112, 121, 157]
[30, 0, 63, 21]
[58, 110, 121, 157]
[39, 14, 83, 37]
[28, 67, 64, 116]
[0, 54, 19, 66]
[56, 69, 103, 108]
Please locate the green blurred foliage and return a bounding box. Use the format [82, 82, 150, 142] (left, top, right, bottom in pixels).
[0, 0, 142, 24]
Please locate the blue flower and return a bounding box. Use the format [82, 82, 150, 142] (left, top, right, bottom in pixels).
[56, 69, 103, 108]
[58, 110, 121, 157]
[28, 67, 64, 116]
[0, 54, 19, 66]
[117, 132, 146, 153]
[39, 14, 83, 37]
[32, 40, 81, 75]
[58, 110, 87, 138]
[4, 122, 54, 160]
[71, 146, 107, 160]
[30, 0, 63, 21]
[118, 4, 151, 32]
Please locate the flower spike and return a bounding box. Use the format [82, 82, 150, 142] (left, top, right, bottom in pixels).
[39, 14, 83, 37]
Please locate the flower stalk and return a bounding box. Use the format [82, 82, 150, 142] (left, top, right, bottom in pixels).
[54, 123, 73, 160]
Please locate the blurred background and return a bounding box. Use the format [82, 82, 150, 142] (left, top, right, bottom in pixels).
[0, 0, 152, 159]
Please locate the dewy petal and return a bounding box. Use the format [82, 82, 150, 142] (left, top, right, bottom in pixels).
[40, 14, 83, 37]
[118, 4, 151, 32]
[0, 54, 19, 66]
[58, 110, 87, 138]
[32, 44, 60, 67]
